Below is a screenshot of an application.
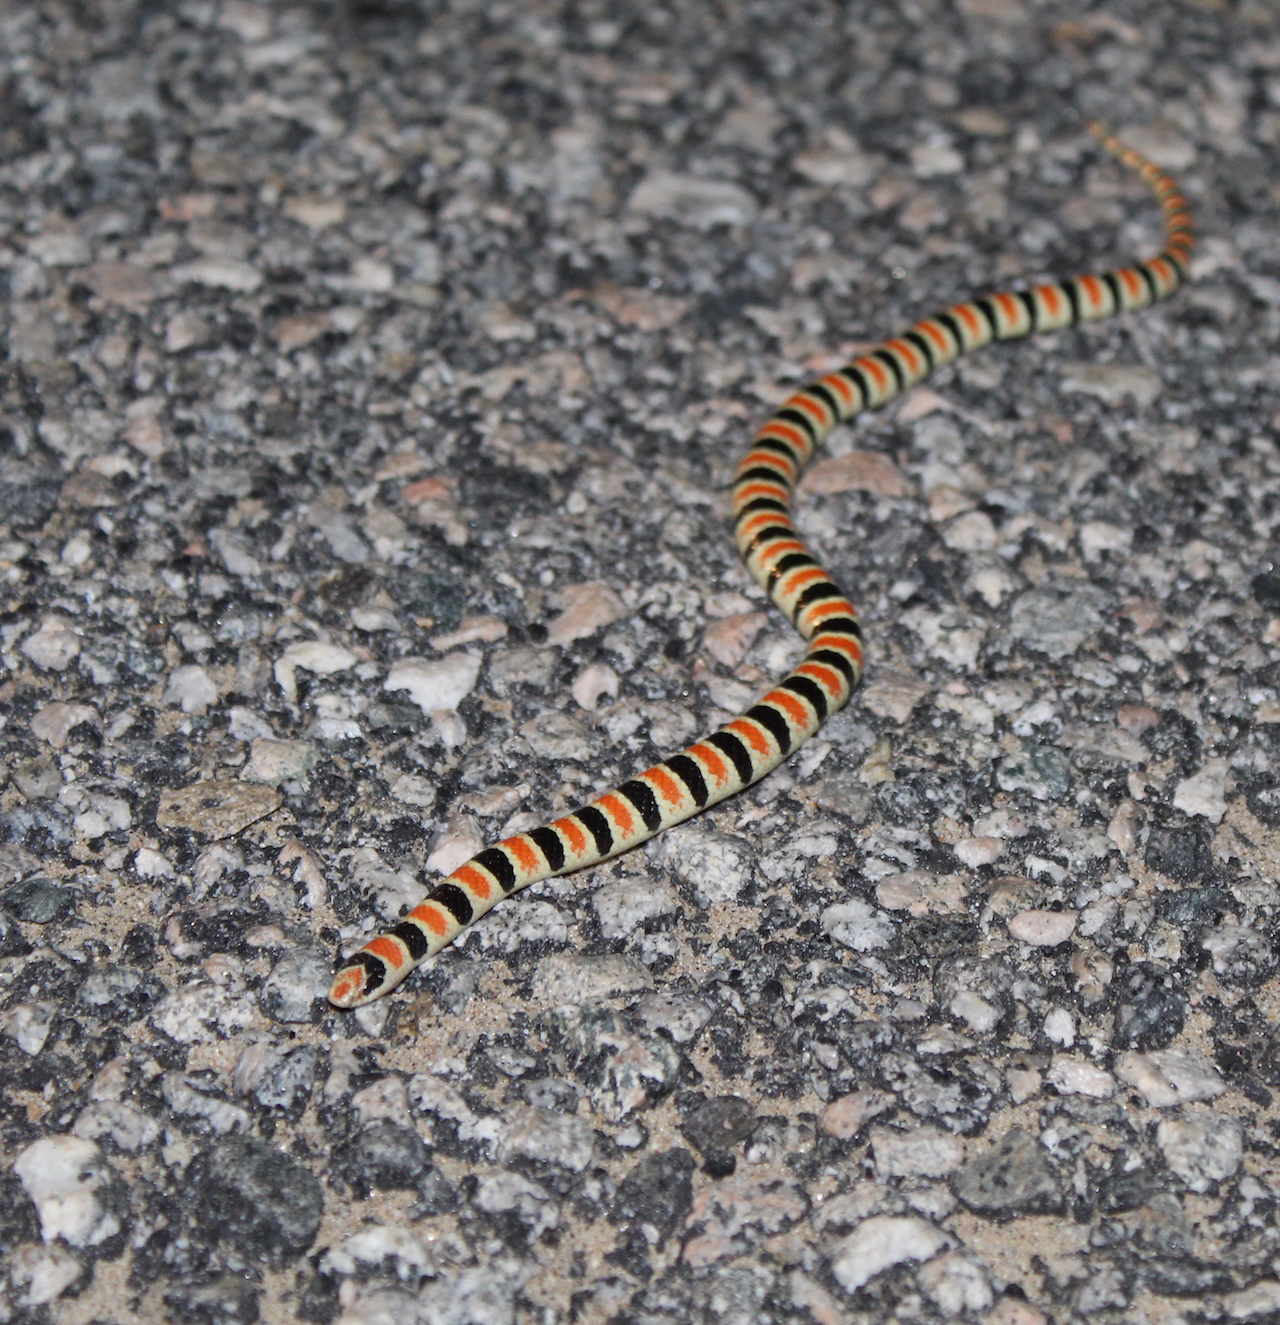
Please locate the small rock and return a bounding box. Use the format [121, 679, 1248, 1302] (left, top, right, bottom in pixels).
[608, 1148, 696, 1246]
[627, 171, 758, 229]
[162, 1074, 252, 1135]
[875, 870, 965, 916]
[800, 450, 912, 498]
[384, 651, 481, 716]
[163, 663, 221, 715]
[955, 836, 1003, 867]
[14, 1136, 121, 1247]
[792, 145, 878, 186]
[1008, 585, 1106, 660]
[1008, 910, 1077, 946]
[1223, 1280, 1280, 1320]
[151, 981, 256, 1044]
[1117, 704, 1161, 734]
[30, 702, 99, 749]
[425, 817, 486, 876]
[501, 1105, 596, 1172]
[1145, 825, 1213, 882]
[73, 1101, 162, 1152]
[171, 257, 263, 292]
[10, 754, 61, 799]
[1112, 961, 1189, 1050]
[133, 847, 175, 879]
[82, 260, 160, 310]
[188, 1137, 323, 1255]
[546, 582, 628, 646]
[163, 1277, 260, 1325]
[633, 992, 713, 1045]
[820, 1090, 891, 1140]
[259, 948, 330, 1022]
[8, 1244, 82, 1307]
[1043, 1007, 1075, 1047]
[860, 668, 931, 724]
[917, 1252, 995, 1315]
[996, 746, 1071, 800]
[520, 711, 592, 760]
[592, 876, 679, 939]
[1, 1001, 58, 1055]
[952, 1127, 1063, 1215]
[911, 140, 964, 176]
[870, 1126, 965, 1178]
[1173, 759, 1229, 823]
[1046, 1057, 1116, 1098]
[20, 618, 81, 671]
[1, 877, 78, 923]
[246, 738, 317, 787]
[831, 1215, 949, 1293]
[702, 612, 768, 668]
[681, 1096, 758, 1156]
[335, 1120, 431, 1195]
[821, 899, 896, 952]
[1156, 1113, 1242, 1192]
[1115, 1048, 1226, 1107]
[273, 640, 358, 701]
[157, 781, 283, 839]
[943, 510, 998, 551]
[1079, 520, 1133, 561]
[572, 662, 620, 711]
[534, 953, 653, 1005]
[1061, 361, 1162, 407]
[1203, 925, 1277, 986]
[655, 825, 755, 906]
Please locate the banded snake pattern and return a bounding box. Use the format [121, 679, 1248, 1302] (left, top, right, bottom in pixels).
[328, 123, 1195, 1009]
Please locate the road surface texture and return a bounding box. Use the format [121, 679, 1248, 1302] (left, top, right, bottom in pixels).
[0, 1, 1278, 1323]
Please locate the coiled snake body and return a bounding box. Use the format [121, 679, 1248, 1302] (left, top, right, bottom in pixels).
[328, 124, 1194, 1009]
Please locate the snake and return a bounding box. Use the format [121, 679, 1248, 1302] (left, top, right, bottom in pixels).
[327, 123, 1194, 1009]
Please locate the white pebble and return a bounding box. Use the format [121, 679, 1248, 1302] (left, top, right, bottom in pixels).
[875, 870, 965, 916]
[702, 612, 768, 667]
[571, 662, 620, 711]
[942, 510, 998, 551]
[1223, 1281, 1280, 1320]
[247, 737, 317, 786]
[870, 1126, 965, 1178]
[1156, 1113, 1242, 1192]
[1046, 1056, 1116, 1099]
[627, 171, 758, 229]
[821, 899, 896, 952]
[1, 1002, 57, 1055]
[592, 876, 679, 939]
[1079, 520, 1133, 561]
[954, 836, 1003, 867]
[30, 701, 98, 749]
[385, 651, 481, 715]
[1042, 1007, 1076, 1047]
[170, 257, 263, 291]
[14, 1136, 120, 1247]
[917, 1252, 995, 1315]
[274, 640, 358, 701]
[20, 618, 81, 671]
[949, 991, 999, 1034]
[546, 582, 627, 646]
[1008, 909, 1078, 946]
[426, 817, 486, 876]
[8, 1244, 82, 1307]
[832, 1215, 949, 1292]
[1115, 1048, 1225, 1108]
[1173, 758, 1229, 823]
[164, 663, 220, 715]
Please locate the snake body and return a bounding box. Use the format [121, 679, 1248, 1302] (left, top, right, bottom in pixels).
[328, 124, 1194, 1009]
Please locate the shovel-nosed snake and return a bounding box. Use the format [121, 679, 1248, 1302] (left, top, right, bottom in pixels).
[328, 122, 1194, 1008]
